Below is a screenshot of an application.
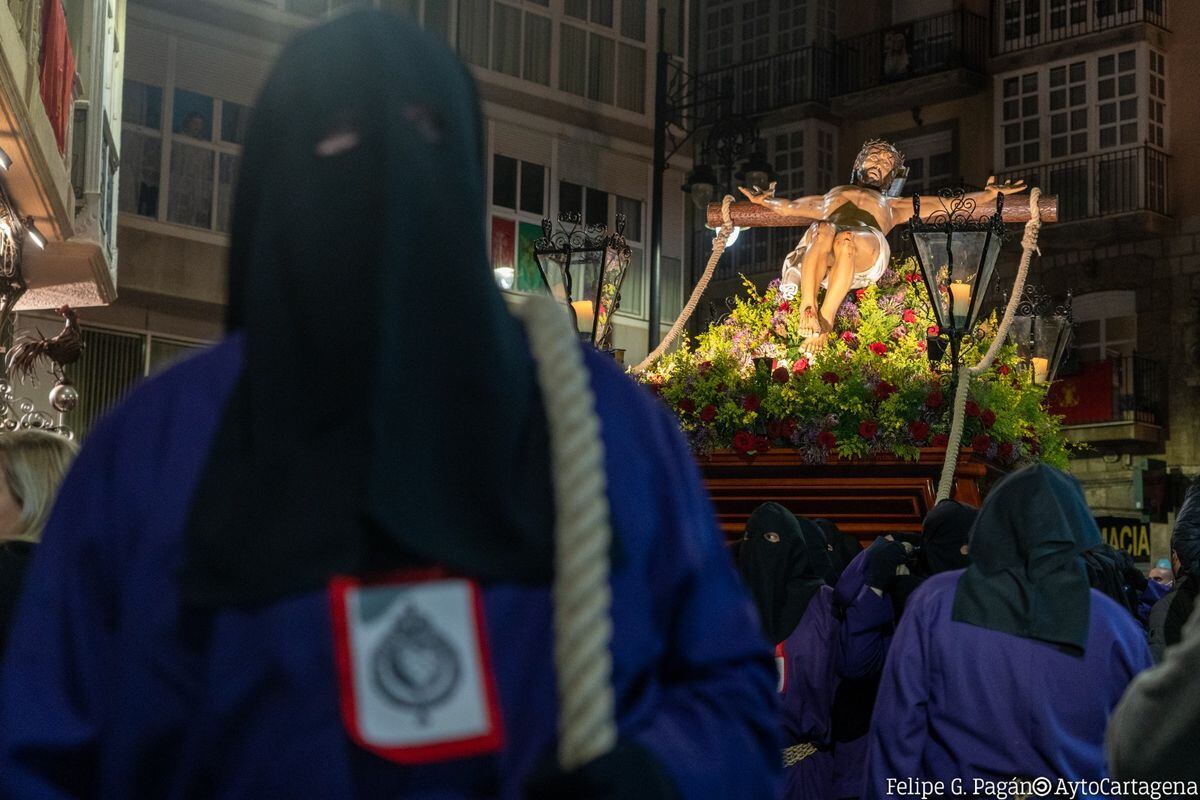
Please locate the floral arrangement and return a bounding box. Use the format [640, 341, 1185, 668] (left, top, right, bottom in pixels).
[639, 258, 1069, 469]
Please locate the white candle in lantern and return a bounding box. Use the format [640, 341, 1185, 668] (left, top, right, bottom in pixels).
[1031, 357, 1050, 384]
[572, 300, 595, 334]
[949, 281, 971, 325]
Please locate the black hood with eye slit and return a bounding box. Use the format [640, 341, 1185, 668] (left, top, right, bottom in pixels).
[180, 11, 553, 607]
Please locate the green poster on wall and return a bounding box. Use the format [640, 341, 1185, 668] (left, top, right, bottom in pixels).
[517, 221, 543, 293]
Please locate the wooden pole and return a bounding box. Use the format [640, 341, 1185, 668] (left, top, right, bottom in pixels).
[705, 195, 1059, 229]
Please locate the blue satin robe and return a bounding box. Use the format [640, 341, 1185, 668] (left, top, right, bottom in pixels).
[0, 335, 782, 799]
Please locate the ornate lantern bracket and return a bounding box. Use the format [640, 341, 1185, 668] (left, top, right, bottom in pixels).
[1005, 285, 1074, 386]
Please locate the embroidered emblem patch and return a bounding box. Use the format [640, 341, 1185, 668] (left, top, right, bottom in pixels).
[330, 572, 503, 763]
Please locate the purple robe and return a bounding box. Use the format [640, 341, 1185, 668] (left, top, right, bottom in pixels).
[0, 336, 782, 799]
[779, 573, 891, 798]
[864, 569, 1153, 799]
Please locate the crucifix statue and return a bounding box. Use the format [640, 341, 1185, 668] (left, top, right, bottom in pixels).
[736, 139, 1028, 342]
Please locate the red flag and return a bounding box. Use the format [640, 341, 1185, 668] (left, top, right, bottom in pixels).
[39, 0, 76, 154]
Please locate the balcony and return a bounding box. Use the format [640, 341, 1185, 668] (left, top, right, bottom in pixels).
[831, 9, 989, 118]
[694, 46, 833, 121]
[1049, 354, 1165, 454]
[992, 0, 1167, 65]
[0, 0, 120, 310]
[997, 146, 1171, 246]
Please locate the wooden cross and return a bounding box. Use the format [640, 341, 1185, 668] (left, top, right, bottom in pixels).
[705, 196, 1060, 229]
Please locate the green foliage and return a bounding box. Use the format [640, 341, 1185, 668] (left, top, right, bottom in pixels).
[640, 258, 1070, 469]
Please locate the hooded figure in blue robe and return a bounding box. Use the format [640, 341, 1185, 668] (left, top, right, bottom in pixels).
[863, 465, 1153, 797]
[0, 12, 781, 799]
[738, 504, 895, 799]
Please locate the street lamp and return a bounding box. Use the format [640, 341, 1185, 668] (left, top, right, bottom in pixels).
[1006, 286, 1074, 385]
[909, 190, 1007, 373]
[533, 212, 632, 352]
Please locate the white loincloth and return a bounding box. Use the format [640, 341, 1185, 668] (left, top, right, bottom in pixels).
[779, 226, 890, 298]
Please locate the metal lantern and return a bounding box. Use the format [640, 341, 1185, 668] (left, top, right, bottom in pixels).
[909, 189, 1007, 372]
[533, 212, 632, 352]
[1006, 286, 1074, 386]
[681, 163, 719, 211]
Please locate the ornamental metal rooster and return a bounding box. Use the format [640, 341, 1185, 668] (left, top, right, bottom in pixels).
[7, 305, 83, 385]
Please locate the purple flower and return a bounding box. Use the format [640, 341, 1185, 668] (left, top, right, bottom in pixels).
[767, 278, 782, 290]
[836, 299, 861, 327]
[890, 325, 907, 341]
[877, 267, 900, 288]
[878, 293, 904, 315]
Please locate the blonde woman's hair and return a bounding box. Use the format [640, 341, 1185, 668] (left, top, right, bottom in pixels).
[0, 431, 78, 543]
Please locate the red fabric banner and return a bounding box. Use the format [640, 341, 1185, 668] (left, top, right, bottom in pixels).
[39, 0, 76, 155]
[1047, 360, 1114, 425]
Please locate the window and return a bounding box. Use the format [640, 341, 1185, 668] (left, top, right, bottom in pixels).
[816, 128, 835, 188]
[1049, 61, 1087, 158]
[996, 45, 1165, 175]
[777, 0, 807, 51]
[492, 154, 548, 294]
[458, 0, 490, 67]
[1072, 291, 1136, 362]
[1002, 0, 1041, 44]
[704, 3, 735, 70]
[740, 0, 770, 61]
[1048, 0, 1087, 30]
[1001, 72, 1039, 167]
[1097, 49, 1137, 149]
[119, 79, 246, 233]
[772, 130, 805, 199]
[894, 130, 955, 195]
[1149, 49, 1165, 149]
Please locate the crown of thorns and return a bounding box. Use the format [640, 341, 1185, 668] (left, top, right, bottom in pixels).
[853, 139, 905, 172]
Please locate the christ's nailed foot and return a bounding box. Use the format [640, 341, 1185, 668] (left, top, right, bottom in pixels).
[798, 305, 821, 336]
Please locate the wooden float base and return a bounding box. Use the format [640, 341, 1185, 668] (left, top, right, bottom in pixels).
[698, 447, 987, 543]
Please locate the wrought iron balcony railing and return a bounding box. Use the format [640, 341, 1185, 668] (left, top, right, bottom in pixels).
[694, 45, 834, 120]
[997, 146, 1169, 222]
[1049, 354, 1163, 427]
[835, 8, 988, 96]
[993, 0, 1167, 56]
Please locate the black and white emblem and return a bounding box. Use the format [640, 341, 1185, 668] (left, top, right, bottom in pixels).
[372, 605, 461, 724]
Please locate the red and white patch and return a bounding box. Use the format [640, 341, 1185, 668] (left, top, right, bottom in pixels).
[329, 570, 503, 764]
[775, 641, 788, 694]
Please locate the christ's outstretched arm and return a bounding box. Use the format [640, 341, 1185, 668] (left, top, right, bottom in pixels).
[739, 183, 826, 219]
[888, 176, 1027, 225]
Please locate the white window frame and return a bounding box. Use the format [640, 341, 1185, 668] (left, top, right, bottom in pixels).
[993, 43, 1168, 172]
[1072, 290, 1137, 361]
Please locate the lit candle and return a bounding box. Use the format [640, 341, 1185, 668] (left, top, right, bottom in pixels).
[1031, 357, 1050, 384]
[949, 281, 971, 325]
[572, 300, 595, 334]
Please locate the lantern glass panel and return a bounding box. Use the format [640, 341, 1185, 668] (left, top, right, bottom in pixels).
[595, 245, 630, 346]
[912, 229, 1002, 332]
[1007, 315, 1035, 360]
[534, 250, 571, 307]
[1035, 314, 1073, 383]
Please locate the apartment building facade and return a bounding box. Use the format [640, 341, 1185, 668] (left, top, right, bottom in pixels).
[58, 0, 690, 434]
[690, 0, 1194, 558]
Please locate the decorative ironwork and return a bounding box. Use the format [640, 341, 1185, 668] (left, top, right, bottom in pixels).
[1012, 285, 1074, 321]
[910, 187, 1008, 236]
[0, 185, 29, 339]
[533, 212, 627, 256]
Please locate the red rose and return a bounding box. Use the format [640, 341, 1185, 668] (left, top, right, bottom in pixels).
[909, 420, 930, 441]
[997, 364, 1011, 376]
[817, 430, 837, 449]
[772, 367, 789, 384]
[732, 430, 756, 453]
[678, 398, 696, 414]
[902, 309, 917, 324]
[931, 433, 950, 448]
[999, 442, 1014, 461]
[743, 394, 761, 412]
[965, 400, 981, 417]
[822, 371, 840, 385]
[875, 381, 897, 401]
[869, 342, 888, 356]
[792, 357, 809, 374]
[925, 390, 944, 409]
[755, 436, 771, 453]
[859, 420, 879, 439]
[842, 331, 857, 344]
[699, 403, 717, 422]
[904, 271, 920, 284]
[779, 301, 791, 312]
[927, 325, 940, 337]
[697, 360, 713, 375]
[855, 288, 867, 300]
[972, 434, 992, 454]
[917, 340, 927, 352]
[981, 409, 996, 428]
